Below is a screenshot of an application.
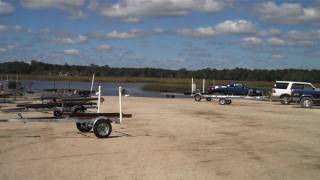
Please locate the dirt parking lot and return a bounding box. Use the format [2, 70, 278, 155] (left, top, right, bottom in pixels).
[0, 97, 320, 180]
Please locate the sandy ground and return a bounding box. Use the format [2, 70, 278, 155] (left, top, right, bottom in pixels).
[0, 96, 320, 180]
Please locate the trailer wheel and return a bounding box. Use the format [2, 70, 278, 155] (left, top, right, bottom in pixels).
[93, 119, 112, 138]
[194, 94, 202, 102]
[206, 97, 212, 101]
[53, 110, 62, 117]
[300, 97, 313, 108]
[226, 99, 232, 105]
[219, 98, 227, 105]
[76, 123, 92, 132]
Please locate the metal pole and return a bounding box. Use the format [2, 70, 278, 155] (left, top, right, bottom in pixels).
[202, 79, 205, 93]
[119, 86, 122, 123]
[97, 85, 101, 113]
[90, 74, 95, 94]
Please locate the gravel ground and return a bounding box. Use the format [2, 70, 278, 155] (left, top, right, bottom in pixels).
[0, 96, 320, 180]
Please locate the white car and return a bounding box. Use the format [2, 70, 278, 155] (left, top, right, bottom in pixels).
[272, 81, 316, 105]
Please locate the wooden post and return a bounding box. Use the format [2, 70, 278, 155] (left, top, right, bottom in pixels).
[119, 86, 122, 123]
[90, 74, 95, 94]
[191, 77, 194, 94]
[97, 85, 101, 113]
[202, 79, 205, 93]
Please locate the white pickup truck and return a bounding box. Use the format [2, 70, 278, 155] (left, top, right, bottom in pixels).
[272, 81, 316, 105]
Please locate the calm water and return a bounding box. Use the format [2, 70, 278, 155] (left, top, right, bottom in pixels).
[20, 80, 164, 98]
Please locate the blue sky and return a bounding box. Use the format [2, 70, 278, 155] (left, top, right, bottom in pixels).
[0, 0, 320, 70]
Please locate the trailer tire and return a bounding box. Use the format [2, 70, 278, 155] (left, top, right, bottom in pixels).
[206, 97, 212, 101]
[300, 97, 313, 108]
[76, 123, 92, 132]
[226, 99, 232, 105]
[93, 119, 112, 138]
[194, 94, 202, 102]
[219, 98, 227, 105]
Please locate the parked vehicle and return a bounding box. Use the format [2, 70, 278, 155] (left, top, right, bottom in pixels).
[291, 89, 320, 108]
[272, 81, 316, 105]
[206, 83, 263, 96]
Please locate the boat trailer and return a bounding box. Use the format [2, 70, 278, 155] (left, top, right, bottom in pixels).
[12, 86, 132, 138]
[192, 92, 265, 105]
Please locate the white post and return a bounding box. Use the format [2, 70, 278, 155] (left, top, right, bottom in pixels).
[191, 77, 194, 94]
[97, 85, 101, 113]
[202, 79, 205, 93]
[90, 74, 95, 94]
[119, 86, 123, 123]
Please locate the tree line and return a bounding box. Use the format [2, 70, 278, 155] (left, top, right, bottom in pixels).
[0, 61, 319, 82]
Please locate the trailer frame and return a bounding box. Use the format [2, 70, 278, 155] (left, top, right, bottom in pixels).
[192, 92, 266, 105]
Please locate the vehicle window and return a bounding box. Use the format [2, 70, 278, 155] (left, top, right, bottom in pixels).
[274, 83, 288, 89]
[291, 83, 304, 90]
[304, 84, 314, 90]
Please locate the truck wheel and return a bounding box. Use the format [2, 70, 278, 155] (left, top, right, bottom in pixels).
[206, 97, 212, 101]
[300, 97, 313, 108]
[280, 95, 291, 105]
[53, 110, 62, 117]
[93, 119, 112, 138]
[194, 94, 202, 102]
[76, 123, 92, 132]
[226, 99, 232, 105]
[219, 98, 227, 105]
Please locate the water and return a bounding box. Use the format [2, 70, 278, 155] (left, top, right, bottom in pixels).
[20, 80, 164, 98]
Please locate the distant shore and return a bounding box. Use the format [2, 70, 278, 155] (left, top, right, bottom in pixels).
[2, 74, 319, 94]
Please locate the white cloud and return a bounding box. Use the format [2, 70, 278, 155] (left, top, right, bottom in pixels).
[177, 20, 255, 37]
[0, 24, 30, 33]
[286, 30, 316, 41]
[255, 1, 320, 24]
[21, 0, 86, 19]
[153, 28, 164, 33]
[100, 0, 224, 22]
[242, 37, 263, 46]
[266, 37, 287, 46]
[64, 49, 79, 56]
[123, 17, 141, 23]
[40, 27, 50, 34]
[0, 44, 17, 53]
[258, 28, 282, 36]
[177, 27, 216, 37]
[0, 47, 6, 53]
[55, 34, 88, 44]
[271, 54, 284, 60]
[269, 28, 281, 36]
[96, 44, 112, 51]
[215, 20, 256, 34]
[6, 44, 17, 49]
[0, 1, 14, 14]
[106, 29, 143, 39]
